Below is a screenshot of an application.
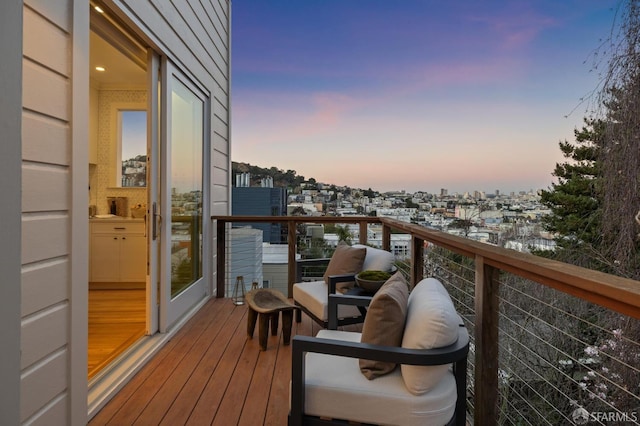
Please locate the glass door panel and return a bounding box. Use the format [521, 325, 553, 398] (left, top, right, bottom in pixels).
[160, 61, 208, 331]
[170, 78, 203, 296]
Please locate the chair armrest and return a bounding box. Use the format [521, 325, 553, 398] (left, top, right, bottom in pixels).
[327, 275, 367, 330]
[327, 292, 372, 330]
[327, 273, 356, 293]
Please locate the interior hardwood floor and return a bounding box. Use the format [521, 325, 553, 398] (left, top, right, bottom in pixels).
[88, 296, 359, 425]
[88, 283, 146, 379]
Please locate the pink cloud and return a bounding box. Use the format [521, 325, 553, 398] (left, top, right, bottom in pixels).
[466, 5, 558, 50]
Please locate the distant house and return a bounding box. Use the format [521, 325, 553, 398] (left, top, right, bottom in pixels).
[1, 2, 231, 424]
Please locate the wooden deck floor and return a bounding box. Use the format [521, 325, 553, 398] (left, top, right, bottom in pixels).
[89, 296, 335, 425]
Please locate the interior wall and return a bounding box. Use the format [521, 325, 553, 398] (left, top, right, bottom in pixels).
[90, 89, 147, 215]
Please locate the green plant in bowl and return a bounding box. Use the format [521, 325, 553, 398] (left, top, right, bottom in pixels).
[355, 270, 392, 293]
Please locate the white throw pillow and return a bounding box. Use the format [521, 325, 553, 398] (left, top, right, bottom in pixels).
[401, 278, 460, 395]
[353, 245, 395, 272]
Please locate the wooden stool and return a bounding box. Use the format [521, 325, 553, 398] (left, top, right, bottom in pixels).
[246, 289, 298, 351]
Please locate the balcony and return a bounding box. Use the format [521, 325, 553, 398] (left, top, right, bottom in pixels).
[91, 215, 640, 425]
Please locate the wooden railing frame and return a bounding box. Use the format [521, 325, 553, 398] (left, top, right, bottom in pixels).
[212, 215, 640, 425]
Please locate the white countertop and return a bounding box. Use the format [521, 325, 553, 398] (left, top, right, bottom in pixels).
[90, 215, 144, 223]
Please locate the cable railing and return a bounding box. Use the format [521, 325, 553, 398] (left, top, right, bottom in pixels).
[421, 243, 640, 425]
[212, 215, 640, 425]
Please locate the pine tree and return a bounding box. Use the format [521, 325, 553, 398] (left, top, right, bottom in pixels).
[539, 119, 604, 266]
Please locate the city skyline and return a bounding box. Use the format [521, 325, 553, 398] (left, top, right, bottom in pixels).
[231, 1, 619, 194]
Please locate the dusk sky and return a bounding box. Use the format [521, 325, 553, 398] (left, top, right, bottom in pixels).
[231, 1, 619, 194]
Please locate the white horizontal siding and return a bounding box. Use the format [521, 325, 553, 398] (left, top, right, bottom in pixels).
[22, 60, 69, 120]
[213, 96, 228, 124]
[21, 1, 72, 423]
[213, 115, 229, 142]
[23, 7, 69, 76]
[119, 1, 228, 90]
[22, 164, 70, 212]
[28, 394, 68, 426]
[21, 304, 68, 369]
[22, 112, 70, 165]
[25, 0, 70, 32]
[212, 163, 228, 185]
[22, 259, 69, 317]
[22, 216, 69, 265]
[212, 187, 230, 209]
[20, 349, 67, 422]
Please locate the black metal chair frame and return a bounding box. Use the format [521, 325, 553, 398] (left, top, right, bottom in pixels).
[288, 325, 469, 426]
[294, 273, 373, 329]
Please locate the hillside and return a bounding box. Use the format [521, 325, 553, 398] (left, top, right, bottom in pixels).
[232, 162, 309, 189]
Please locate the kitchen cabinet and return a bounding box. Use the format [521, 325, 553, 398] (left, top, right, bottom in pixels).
[90, 220, 146, 282]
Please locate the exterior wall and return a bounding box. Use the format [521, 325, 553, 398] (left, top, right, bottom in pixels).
[21, 0, 88, 424]
[0, 2, 23, 425]
[263, 264, 289, 295]
[228, 228, 264, 295]
[112, 0, 231, 217]
[11, 0, 231, 424]
[113, 0, 232, 301]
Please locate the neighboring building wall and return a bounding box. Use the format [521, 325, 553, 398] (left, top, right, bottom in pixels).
[232, 186, 287, 243]
[228, 228, 263, 295]
[263, 263, 289, 295]
[262, 243, 290, 295]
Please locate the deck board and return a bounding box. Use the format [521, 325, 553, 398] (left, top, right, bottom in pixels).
[159, 304, 238, 425]
[89, 297, 354, 425]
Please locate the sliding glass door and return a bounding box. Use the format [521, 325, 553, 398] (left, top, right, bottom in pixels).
[160, 61, 209, 331]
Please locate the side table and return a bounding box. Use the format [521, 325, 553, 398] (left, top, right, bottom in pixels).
[246, 288, 299, 351]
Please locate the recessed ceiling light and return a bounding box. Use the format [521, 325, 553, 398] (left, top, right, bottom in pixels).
[95, 66, 106, 72]
[94, 6, 104, 13]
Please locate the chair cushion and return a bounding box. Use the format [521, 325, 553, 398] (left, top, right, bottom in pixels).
[359, 272, 409, 379]
[323, 242, 366, 292]
[353, 244, 395, 272]
[401, 278, 461, 395]
[296, 329, 457, 426]
[293, 280, 362, 322]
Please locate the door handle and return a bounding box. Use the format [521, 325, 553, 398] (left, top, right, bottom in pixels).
[152, 202, 159, 241]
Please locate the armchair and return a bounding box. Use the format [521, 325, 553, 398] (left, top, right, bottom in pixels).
[289, 278, 469, 426]
[293, 244, 395, 329]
